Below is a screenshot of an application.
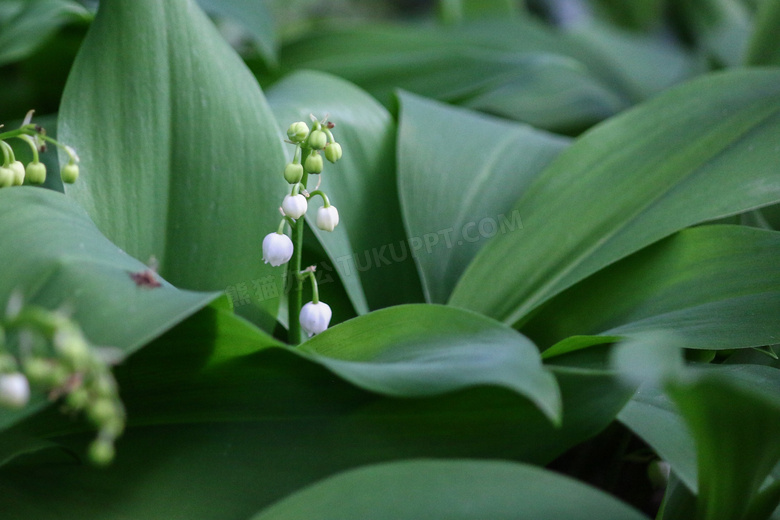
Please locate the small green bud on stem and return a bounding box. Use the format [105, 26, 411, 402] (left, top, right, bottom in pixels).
[324, 142, 342, 163]
[284, 163, 304, 184]
[61, 163, 79, 184]
[308, 130, 327, 150]
[0, 167, 13, 188]
[25, 161, 46, 184]
[287, 121, 309, 143]
[304, 153, 323, 174]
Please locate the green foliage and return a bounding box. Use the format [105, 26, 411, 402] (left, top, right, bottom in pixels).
[1, 0, 780, 517]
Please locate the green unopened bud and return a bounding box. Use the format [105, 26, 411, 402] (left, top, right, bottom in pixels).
[0, 167, 13, 188]
[25, 162, 46, 185]
[61, 163, 79, 184]
[100, 416, 125, 437]
[287, 122, 309, 143]
[55, 330, 91, 369]
[324, 142, 342, 163]
[66, 387, 90, 410]
[283, 162, 304, 184]
[88, 438, 115, 466]
[308, 130, 327, 150]
[88, 397, 117, 425]
[304, 153, 323, 174]
[93, 374, 116, 398]
[10, 161, 25, 185]
[23, 358, 55, 384]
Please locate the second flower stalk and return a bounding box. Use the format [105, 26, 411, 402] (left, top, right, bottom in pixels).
[261, 116, 343, 343]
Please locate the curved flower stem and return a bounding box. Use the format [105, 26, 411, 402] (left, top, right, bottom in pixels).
[287, 149, 311, 344]
[306, 269, 320, 304]
[307, 190, 331, 207]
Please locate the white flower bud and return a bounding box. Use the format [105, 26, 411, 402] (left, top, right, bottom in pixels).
[262, 232, 294, 266]
[0, 372, 30, 408]
[316, 205, 339, 232]
[282, 194, 308, 220]
[0, 167, 13, 188]
[10, 161, 25, 185]
[299, 301, 332, 337]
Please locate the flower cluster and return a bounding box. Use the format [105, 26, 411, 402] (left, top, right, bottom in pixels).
[0, 110, 80, 188]
[261, 115, 343, 340]
[0, 294, 125, 466]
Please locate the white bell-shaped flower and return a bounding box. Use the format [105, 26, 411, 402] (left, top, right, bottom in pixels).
[282, 194, 308, 220]
[0, 372, 30, 408]
[262, 232, 294, 266]
[316, 205, 339, 232]
[299, 301, 332, 337]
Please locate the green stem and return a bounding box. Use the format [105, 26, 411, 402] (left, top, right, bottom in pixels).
[307, 270, 319, 304]
[307, 190, 331, 206]
[0, 141, 11, 165]
[287, 150, 311, 344]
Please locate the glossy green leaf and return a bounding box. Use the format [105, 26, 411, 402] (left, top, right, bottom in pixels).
[561, 21, 703, 102]
[0, 187, 217, 432]
[615, 339, 780, 519]
[451, 70, 780, 326]
[590, 0, 665, 30]
[298, 304, 560, 422]
[0, 305, 629, 519]
[525, 225, 780, 352]
[266, 71, 423, 313]
[278, 25, 627, 131]
[618, 382, 699, 493]
[438, 0, 522, 24]
[58, 0, 286, 328]
[668, 365, 780, 520]
[675, 0, 752, 66]
[249, 460, 649, 520]
[0, 433, 60, 468]
[746, 0, 780, 66]
[196, 0, 277, 67]
[457, 54, 626, 130]
[0, 0, 89, 67]
[397, 92, 569, 303]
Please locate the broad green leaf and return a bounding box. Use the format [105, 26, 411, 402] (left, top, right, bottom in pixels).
[58, 0, 286, 328]
[618, 382, 699, 493]
[668, 365, 780, 520]
[0, 306, 630, 519]
[438, 0, 523, 24]
[196, 0, 277, 67]
[451, 70, 780, 326]
[397, 92, 569, 303]
[457, 53, 626, 132]
[266, 71, 423, 313]
[675, 0, 752, 66]
[0, 433, 60, 468]
[298, 304, 560, 422]
[561, 21, 704, 102]
[590, 0, 665, 30]
[0, 188, 217, 432]
[615, 339, 780, 519]
[0, 0, 90, 67]
[746, 0, 780, 66]
[277, 25, 627, 131]
[455, 18, 698, 103]
[248, 460, 649, 520]
[525, 225, 780, 352]
[658, 473, 699, 520]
